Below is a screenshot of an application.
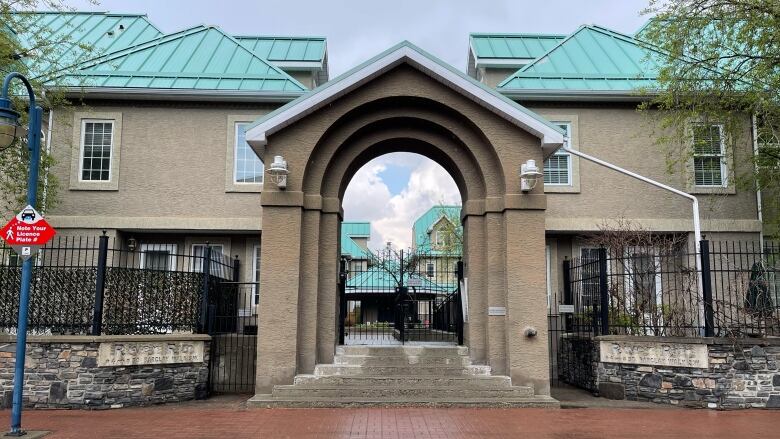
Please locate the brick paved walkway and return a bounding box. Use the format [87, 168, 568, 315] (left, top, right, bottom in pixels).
[3, 400, 779, 439]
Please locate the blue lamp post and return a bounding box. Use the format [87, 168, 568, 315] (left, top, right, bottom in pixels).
[0, 72, 43, 437]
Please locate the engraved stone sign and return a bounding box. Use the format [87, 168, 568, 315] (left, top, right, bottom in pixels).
[98, 340, 205, 367]
[599, 340, 709, 368]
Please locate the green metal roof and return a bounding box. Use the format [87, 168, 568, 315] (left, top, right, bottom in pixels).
[413, 206, 462, 253]
[234, 36, 326, 63]
[470, 33, 566, 61]
[342, 222, 371, 259]
[498, 25, 664, 92]
[57, 25, 306, 92]
[346, 268, 452, 295]
[11, 11, 163, 73]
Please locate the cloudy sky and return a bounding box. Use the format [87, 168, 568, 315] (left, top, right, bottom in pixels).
[69, 0, 650, 248]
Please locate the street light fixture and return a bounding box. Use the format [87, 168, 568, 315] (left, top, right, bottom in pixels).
[1, 72, 44, 438]
[519, 159, 543, 192]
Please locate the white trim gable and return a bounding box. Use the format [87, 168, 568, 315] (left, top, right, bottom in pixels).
[245, 42, 564, 157]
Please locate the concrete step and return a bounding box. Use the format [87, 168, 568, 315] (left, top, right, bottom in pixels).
[314, 364, 491, 377]
[333, 354, 472, 367]
[335, 345, 468, 357]
[293, 374, 511, 387]
[272, 385, 534, 399]
[248, 394, 560, 409]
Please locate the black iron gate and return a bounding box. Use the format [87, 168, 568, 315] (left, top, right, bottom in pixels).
[339, 248, 464, 345]
[206, 282, 258, 394]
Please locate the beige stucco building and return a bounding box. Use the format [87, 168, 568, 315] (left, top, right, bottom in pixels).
[13, 13, 767, 403]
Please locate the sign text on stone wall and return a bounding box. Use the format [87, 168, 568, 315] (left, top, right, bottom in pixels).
[599, 340, 708, 368]
[98, 340, 204, 367]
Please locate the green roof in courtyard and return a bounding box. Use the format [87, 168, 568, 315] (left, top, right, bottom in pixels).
[346, 268, 452, 295]
[55, 25, 307, 92]
[342, 222, 371, 259]
[470, 33, 566, 61]
[498, 25, 665, 92]
[11, 11, 163, 73]
[235, 36, 326, 63]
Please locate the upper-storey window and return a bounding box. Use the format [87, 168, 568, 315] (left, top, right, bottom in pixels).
[80, 120, 114, 181]
[692, 124, 727, 187]
[234, 123, 264, 184]
[544, 123, 571, 186]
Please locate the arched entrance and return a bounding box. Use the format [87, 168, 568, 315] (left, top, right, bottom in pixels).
[246, 42, 564, 398]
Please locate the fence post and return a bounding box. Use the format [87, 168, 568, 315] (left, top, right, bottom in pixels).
[562, 258, 572, 332]
[598, 247, 609, 336]
[91, 232, 109, 336]
[456, 260, 464, 345]
[198, 245, 212, 334]
[699, 239, 715, 337]
[232, 255, 240, 283]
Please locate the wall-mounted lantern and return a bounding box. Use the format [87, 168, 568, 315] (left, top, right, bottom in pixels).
[519, 159, 543, 192]
[267, 155, 289, 190]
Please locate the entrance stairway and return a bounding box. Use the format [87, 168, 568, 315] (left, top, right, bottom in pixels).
[248, 345, 559, 407]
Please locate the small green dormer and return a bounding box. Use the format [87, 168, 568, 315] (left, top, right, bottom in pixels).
[413, 206, 462, 254]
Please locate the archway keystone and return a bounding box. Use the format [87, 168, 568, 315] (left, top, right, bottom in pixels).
[245, 42, 564, 397]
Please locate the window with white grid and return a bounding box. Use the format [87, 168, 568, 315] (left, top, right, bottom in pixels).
[234, 123, 264, 184]
[692, 124, 726, 187]
[544, 123, 571, 185]
[80, 120, 114, 181]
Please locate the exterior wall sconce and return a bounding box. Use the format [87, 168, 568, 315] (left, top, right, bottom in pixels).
[127, 237, 138, 252]
[519, 159, 542, 192]
[267, 155, 289, 190]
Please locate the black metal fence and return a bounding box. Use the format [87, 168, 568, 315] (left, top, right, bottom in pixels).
[340, 248, 464, 345]
[550, 239, 780, 391]
[0, 235, 237, 335]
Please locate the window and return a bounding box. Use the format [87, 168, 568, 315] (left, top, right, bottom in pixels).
[580, 247, 600, 308]
[435, 230, 450, 247]
[80, 120, 114, 181]
[544, 123, 571, 185]
[624, 248, 662, 310]
[692, 124, 726, 187]
[139, 244, 177, 271]
[234, 123, 264, 184]
[191, 244, 225, 275]
[426, 262, 435, 278]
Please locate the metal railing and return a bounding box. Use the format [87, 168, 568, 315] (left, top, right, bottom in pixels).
[0, 235, 237, 335]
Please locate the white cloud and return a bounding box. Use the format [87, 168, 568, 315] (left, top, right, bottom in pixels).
[343, 153, 461, 249]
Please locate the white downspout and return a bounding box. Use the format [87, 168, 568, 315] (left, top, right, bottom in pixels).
[560, 143, 705, 331]
[751, 115, 764, 247]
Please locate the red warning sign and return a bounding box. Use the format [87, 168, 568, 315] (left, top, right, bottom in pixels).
[1, 205, 56, 260]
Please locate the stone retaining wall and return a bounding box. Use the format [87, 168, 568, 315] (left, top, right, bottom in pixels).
[594, 336, 780, 409]
[0, 334, 210, 409]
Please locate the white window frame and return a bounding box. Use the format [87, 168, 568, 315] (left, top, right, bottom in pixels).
[139, 244, 177, 271]
[623, 247, 663, 332]
[545, 245, 552, 310]
[233, 122, 264, 185]
[543, 122, 572, 186]
[426, 262, 435, 278]
[692, 123, 727, 188]
[78, 119, 115, 183]
[190, 243, 225, 273]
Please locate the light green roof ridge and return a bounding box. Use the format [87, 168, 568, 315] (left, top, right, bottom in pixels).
[470, 33, 567, 60]
[498, 25, 665, 92]
[234, 36, 326, 63]
[341, 222, 371, 259]
[54, 25, 307, 92]
[413, 205, 462, 253]
[245, 40, 566, 137]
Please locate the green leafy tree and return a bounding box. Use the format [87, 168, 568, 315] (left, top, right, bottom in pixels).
[1, 0, 98, 215]
[639, 0, 780, 233]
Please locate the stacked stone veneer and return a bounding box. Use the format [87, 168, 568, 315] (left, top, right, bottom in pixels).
[0, 335, 210, 409]
[594, 336, 780, 409]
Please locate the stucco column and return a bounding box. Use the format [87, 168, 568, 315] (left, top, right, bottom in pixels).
[503, 206, 550, 395]
[255, 204, 303, 394]
[485, 211, 508, 375]
[296, 209, 321, 373]
[462, 214, 487, 365]
[316, 211, 341, 364]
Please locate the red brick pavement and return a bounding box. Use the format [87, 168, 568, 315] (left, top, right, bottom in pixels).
[3, 402, 779, 439]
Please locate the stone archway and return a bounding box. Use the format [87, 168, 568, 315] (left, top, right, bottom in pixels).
[246, 42, 563, 398]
